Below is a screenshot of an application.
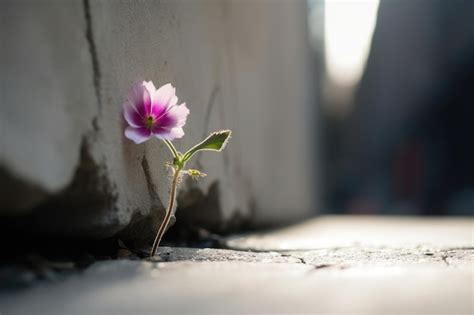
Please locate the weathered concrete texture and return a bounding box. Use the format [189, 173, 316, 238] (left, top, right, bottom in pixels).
[0, 1, 316, 239]
[0, 1, 97, 212]
[152, 246, 304, 264]
[2, 257, 471, 315]
[154, 245, 474, 270]
[1, 217, 472, 315]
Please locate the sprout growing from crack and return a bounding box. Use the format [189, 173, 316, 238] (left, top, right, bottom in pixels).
[123, 81, 231, 257]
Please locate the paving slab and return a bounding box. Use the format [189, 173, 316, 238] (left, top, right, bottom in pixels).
[1, 216, 473, 315]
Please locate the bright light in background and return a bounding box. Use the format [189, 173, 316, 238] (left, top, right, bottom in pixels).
[324, 0, 380, 87]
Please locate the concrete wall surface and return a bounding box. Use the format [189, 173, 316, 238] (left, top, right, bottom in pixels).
[0, 0, 316, 241]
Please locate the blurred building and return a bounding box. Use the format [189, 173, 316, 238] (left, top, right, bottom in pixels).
[327, 0, 474, 215]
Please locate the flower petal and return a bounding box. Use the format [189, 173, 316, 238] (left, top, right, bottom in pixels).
[142, 82, 153, 115]
[143, 81, 156, 94]
[123, 101, 144, 128]
[153, 127, 185, 140]
[154, 83, 177, 109]
[125, 126, 152, 144]
[143, 81, 158, 114]
[158, 103, 190, 129]
[150, 100, 168, 120]
[127, 82, 153, 116]
[168, 95, 178, 108]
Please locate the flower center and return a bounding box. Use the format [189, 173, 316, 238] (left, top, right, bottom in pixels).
[144, 116, 155, 129]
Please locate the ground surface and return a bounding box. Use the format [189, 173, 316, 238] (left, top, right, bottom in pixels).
[1, 216, 473, 314]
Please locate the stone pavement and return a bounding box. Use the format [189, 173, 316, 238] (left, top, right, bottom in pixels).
[1, 216, 473, 314]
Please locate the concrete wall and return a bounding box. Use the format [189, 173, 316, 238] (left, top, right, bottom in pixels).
[0, 0, 316, 241]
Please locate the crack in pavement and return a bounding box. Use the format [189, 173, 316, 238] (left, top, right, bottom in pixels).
[224, 245, 474, 270]
[441, 254, 450, 266]
[277, 253, 340, 272]
[279, 253, 307, 265]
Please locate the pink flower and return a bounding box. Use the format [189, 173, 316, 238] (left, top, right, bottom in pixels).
[123, 81, 190, 144]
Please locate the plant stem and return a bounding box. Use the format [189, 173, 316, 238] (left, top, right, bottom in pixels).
[163, 140, 179, 159]
[150, 166, 181, 257]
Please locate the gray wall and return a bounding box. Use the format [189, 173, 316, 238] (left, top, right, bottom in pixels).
[0, 0, 317, 241]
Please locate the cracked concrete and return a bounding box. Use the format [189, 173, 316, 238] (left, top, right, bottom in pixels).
[281, 246, 474, 270]
[3, 248, 471, 315]
[1, 216, 472, 315]
[83, 0, 101, 108]
[151, 247, 304, 265]
[0, 1, 98, 212]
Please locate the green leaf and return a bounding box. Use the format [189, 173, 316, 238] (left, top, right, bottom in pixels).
[182, 130, 232, 162]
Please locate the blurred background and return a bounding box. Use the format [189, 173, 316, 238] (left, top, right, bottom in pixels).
[0, 0, 473, 252]
[309, 0, 474, 216]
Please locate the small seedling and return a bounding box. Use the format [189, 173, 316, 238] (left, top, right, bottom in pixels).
[123, 81, 231, 257]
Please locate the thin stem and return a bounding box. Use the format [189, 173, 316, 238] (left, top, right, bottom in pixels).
[150, 166, 181, 257]
[163, 140, 179, 159]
